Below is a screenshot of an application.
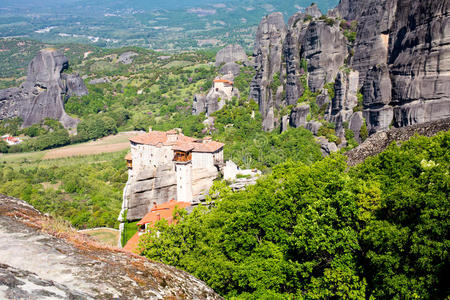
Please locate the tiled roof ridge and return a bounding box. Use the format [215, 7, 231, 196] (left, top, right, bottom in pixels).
[129, 130, 224, 153]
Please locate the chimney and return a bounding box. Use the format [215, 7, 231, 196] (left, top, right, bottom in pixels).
[203, 136, 212, 143]
[149, 126, 153, 132]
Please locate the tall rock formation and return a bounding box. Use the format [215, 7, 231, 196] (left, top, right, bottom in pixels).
[249, 0, 449, 139]
[340, 0, 449, 134]
[0, 49, 87, 129]
[250, 12, 287, 131]
[283, 12, 309, 107]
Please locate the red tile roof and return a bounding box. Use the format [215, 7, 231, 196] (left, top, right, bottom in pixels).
[173, 144, 195, 152]
[213, 79, 234, 85]
[137, 200, 191, 226]
[123, 200, 191, 254]
[124, 153, 132, 160]
[123, 232, 140, 254]
[129, 130, 224, 153]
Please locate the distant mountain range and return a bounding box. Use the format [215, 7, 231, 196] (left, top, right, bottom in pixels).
[0, 0, 338, 50]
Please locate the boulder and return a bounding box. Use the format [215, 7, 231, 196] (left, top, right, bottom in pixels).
[349, 111, 364, 142]
[215, 44, 247, 67]
[306, 121, 322, 135]
[289, 104, 310, 128]
[220, 62, 241, 76]
[118, 51, 138, 64]
[63, 74, 88, 97]
[281, 115, 290, 132]
[89, 77, 111, 85]
[316, 136, 338, 156]
[192, 94, 207, 115]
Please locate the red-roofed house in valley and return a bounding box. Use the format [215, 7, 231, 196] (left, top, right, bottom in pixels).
[1, 135, 22, 145]
[123, 200, 190, 253]
[119, 128, 224, 227]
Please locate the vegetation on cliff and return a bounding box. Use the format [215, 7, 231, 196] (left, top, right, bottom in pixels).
[139, 132, 449, 299]
[0, 151, 127, 228]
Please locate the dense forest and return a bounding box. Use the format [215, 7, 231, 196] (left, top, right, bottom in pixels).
[138, 132, 449, 299]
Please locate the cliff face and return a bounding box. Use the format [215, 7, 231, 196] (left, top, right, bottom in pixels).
[122, 164, 219, 222]
[122, 165, 178, 221]
[0, 194, 221, 299]
[249, 0, 449, 139]
[0, 49, 87, 129]
[250, 12, 287, 131]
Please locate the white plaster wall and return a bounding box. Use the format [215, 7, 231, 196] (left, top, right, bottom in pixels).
[224, 160, 238, 181]
[176, 163, 193, 203]
[132, 144, 173, 169]
[214, 82, 233, 100]
[192, 152, 214, 169]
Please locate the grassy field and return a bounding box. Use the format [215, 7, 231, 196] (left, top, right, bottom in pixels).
[122, 221, 139, 247]
[0, 131, 140, 166]
[81, 228, 120, 247]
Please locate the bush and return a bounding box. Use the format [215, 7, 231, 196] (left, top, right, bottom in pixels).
[77, 115, 118, 142]
[0, 140, 8, 153]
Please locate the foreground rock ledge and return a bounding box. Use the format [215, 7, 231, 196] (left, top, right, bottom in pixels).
[0, 194, 222, 300]
[346, 118, 450, 166]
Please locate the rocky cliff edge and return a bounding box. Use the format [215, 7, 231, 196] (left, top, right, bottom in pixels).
[0, 194, 221, 299]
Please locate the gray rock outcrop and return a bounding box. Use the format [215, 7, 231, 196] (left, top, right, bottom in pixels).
[344, 0, 449, 133]
[0, 49, 87, 129]
[388, 0, 450, 127]
[220, 62, 241, 76]
[346, 118, 450, 166]
[289, 104, 310, 128]
[326, 70, 359, 136]
[283, 12, 308, 107]
[317, 136, 338, 156]
[118, 51, 138, 64]
[215, 44, 247, 67]
[89, 77, 111, 85]
[0, 194, 221, 300]
[305, 3, 322, 18]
